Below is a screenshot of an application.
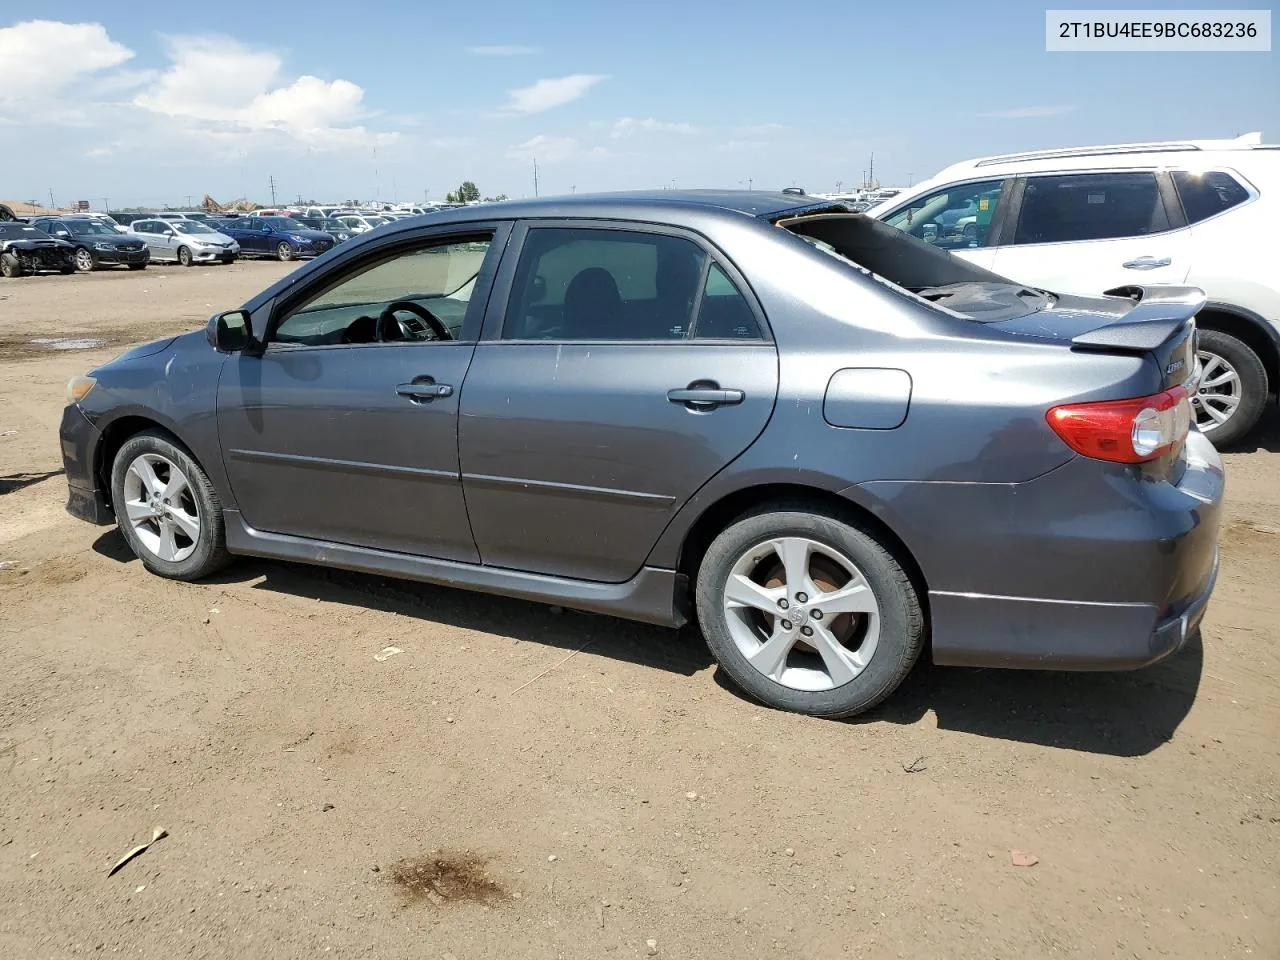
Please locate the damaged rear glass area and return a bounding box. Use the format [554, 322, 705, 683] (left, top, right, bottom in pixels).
[776, 213, 1053, 324]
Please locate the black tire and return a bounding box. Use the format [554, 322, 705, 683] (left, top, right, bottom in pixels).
[110, 430, 232, 581]
[276, 241, 294, 262]
[128, 263, 147, 272]
[695, 507, 924, 719]
[0, 253, 23, 278]
[1194, 328, 1267, 448]
[177, 246, 193, 267]
[73, 247, 96, 273]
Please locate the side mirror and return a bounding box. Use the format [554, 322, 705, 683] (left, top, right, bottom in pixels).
[206, 309, 253, 353]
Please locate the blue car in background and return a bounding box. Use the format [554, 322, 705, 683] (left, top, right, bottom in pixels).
[215, 215, 338, 261]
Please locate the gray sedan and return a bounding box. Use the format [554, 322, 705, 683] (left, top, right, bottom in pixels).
[58, 191, 1221, 718]
[129, 218, 239, 266]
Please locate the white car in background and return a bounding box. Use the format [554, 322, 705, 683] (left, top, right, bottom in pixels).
[871, 132, 1279, 446]
[333, 213, 390, 234]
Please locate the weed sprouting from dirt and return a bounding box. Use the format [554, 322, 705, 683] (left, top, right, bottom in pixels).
[388, 852, 508, 906]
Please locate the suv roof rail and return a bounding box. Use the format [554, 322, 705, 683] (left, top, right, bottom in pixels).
[971, 131, 1266, 168]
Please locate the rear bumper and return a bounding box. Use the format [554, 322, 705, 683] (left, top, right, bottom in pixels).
[59, 404, 112, 525]
[851, 430, 1224, 671]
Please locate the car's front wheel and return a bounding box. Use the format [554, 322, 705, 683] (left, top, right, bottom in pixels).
[177, 246, 193, 267]
[73, 247, 96, 272]
[695, 508, 924, 719]
[110, 431, 232, 581]
[276, 242, 294, 262]
[1192, 328, 1267, 448]
[0, 253, 23, 278]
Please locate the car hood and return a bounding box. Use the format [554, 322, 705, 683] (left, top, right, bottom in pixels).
[288, 230, 338, 242]
[182, 231, 237, 245]
[94, 334, 179, 370]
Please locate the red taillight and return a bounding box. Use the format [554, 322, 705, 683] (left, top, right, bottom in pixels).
[1047, 386, 1191, 463]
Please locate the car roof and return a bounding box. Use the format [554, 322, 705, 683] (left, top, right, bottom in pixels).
[367, 190, 833, 227]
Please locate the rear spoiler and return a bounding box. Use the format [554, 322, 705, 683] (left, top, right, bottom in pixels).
[1071, 285, 1205, 353]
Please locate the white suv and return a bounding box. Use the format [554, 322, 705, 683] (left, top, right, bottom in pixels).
[871, 133, 1279, 446]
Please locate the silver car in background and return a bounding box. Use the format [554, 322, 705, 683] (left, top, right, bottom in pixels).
[129, 218, 240, 266]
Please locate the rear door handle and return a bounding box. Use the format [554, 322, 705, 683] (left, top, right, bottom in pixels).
[396, 379, 453, 401]
[1122, 256, 1172, 270]
[667, 386, 745, 409]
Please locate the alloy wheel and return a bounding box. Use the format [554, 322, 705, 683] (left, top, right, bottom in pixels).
[277, 242, 293, 261]
[1191, 349, 1242, 434]
[121, 453, 201, 563]
[74, 248, 94, 272]
[721, 536, 880, 692]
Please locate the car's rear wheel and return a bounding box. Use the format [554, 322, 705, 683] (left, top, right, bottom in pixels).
[276, 242, 294, 262]
[1192, 329, 1266, 447]
[177, 246, 193, 267]
[73, 248, 96, 272]
[695, 508, 924, 718]
[0, 253, 23, 278]
[110, 431, 232, 581]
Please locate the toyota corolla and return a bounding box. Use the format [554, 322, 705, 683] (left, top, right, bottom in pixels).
[58, 191, 1223, 718]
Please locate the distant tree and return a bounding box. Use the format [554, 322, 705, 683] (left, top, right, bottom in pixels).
[446, 180, 481, 203]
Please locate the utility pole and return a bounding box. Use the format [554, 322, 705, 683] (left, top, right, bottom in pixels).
[48, 188, 56, 209]
[268, 175, 277, 207]
[102, 197, 110, 214]
[869, 152, 875, 188]
[532, 158, 539, 198]
[748, 178, 752, 191]
[908, 173, 914, 186]
[186, 195, 193, 208]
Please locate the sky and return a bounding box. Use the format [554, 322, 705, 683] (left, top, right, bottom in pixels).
[0, 1, 1276, 209]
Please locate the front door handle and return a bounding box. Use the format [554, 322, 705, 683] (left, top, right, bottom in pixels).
[1122, 256, 1172, 270]
[667, 385, 745, 409]
[396, 377, 453, 401]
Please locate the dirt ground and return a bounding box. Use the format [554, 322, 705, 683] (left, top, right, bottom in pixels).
[1, 262, 1277, 960]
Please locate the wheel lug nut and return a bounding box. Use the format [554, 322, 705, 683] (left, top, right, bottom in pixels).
[778, 599, 789, 610]
[811, 609, 823, 620]
[800, 626, 813, 637]
[796, 592, 808, 603]
[781, 620, 793, 631]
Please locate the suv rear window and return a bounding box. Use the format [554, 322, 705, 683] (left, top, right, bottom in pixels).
[1013, 172, 1171, 245]
[1172, 170, 1251, 224]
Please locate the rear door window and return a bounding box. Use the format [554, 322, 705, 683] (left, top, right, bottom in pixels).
[1013, 172, 1171, 245]
[1172, 170, 1252, 223]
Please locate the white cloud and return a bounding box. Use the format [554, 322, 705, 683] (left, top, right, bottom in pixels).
[468, 45, 538, 56]
[505, 74, 606, 113]
[612, 117, 698, 138]
[133, 35, 393, 148]
[979, 105, 1077, 119]
[0, 20, 133, 100]
[508, 134, 578, 163]
[738, 122, 786, 137]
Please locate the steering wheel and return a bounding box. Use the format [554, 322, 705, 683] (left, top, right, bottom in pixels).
[377, 300, 451, 342]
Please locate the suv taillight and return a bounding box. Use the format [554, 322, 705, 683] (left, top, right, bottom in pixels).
[1047, 386, 1191, 463]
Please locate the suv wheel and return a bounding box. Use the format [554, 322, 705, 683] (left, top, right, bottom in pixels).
[73, 248, 96, 272]
[276, 242, 294, 262]
[110, 431, 232, 581]
[695, 508, 924, 718]
[1192, 329, 1267, 447]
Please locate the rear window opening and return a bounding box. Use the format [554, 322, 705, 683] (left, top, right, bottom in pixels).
[776, 212, 1054, 323]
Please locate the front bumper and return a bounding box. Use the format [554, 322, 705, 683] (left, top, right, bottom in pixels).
[191, 245, 238, 261]
[60, 404, 112, 525]
[853, 430, 1224, 670]
[93, 247, 148, 265]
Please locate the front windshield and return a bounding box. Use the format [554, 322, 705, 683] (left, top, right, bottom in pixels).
[264, 217, 305, 231]
[319, 220, 347, 230]
[0, 223, 49, 239]
[173, 221, 217, 235]
[67, 220, 118, 237]
[364, 216, 389, 226]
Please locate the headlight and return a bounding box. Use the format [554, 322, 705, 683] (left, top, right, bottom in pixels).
[292, 235, 311, 243]
[93, 241, 113, 251]
[67, 375, 96, 405]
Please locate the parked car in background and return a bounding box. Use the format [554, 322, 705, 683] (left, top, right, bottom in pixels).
[296, 217, 356, 243]
[0, 220, 75, 277]
[871, 132, 1280, 446]
[215, 215, 337, 261]
[59, 191, 1221, 719]
[129, 218, 239, 266]
[333, 213, 389, 234]
[153, 211, 217, 225]
[29, 215, 149, 272]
